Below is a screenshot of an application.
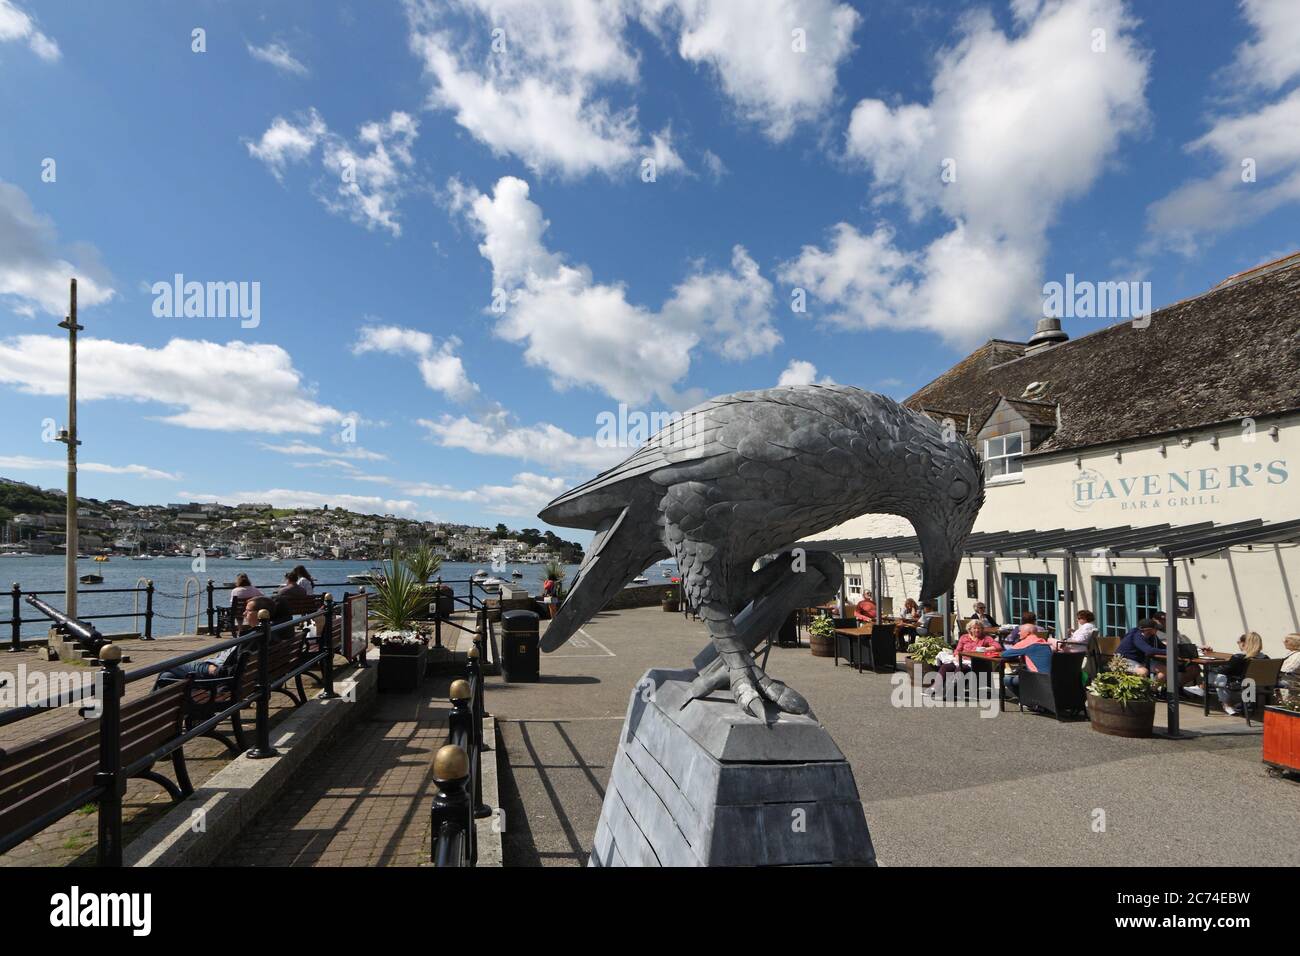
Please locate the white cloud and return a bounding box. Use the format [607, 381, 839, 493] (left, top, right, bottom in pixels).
[418, 413, 623, 473]
[458, 175, 777, 405]
[247, 40, 309, 76]
[776, 359, 833, 387]
[661, 245, 780, 360]
[405, 0, 682, 178]
[0, 0, 59, 61]
[258, 440, 388, 462]
[0, 335, 341, 433]
[245, 110, 418, 235]
[1145, 0, 1300, 255]
[0, 455, 179, 480]
[641, 0, 860, 141]
[180, 488, 426, 519]
[782, 0, 1149, 346]
[0, 181, 116, 317]
[352, 323, 481, 403]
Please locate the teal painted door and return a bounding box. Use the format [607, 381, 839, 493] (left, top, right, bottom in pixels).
[1004, 574, 1058, 629]
[1093, 577, 1161, 637]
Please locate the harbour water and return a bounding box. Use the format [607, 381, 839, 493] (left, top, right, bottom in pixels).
[2, 555, 590, 640]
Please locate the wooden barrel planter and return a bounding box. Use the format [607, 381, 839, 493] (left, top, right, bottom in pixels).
[1087, 696, 1156, 738]
[810, 631, 836, 657]
[1262, 706, 1300, 775]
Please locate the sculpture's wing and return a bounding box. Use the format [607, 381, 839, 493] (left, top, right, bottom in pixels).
[539, 385, 888, 530]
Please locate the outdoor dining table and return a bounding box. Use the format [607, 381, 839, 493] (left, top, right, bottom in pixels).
[955, 649, 1013, 711]
[1151, 650, 1232, 715]
[833, 623, 897, 673]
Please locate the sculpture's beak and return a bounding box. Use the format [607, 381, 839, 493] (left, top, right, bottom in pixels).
[916, 518, 962, 603]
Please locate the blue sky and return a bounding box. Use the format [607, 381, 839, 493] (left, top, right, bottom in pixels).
[1, 0, 1297, 532]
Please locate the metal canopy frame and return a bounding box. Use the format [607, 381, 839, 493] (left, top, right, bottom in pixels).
[806, 518, 1300, 564]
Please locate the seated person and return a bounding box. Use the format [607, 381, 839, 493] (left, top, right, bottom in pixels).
[1052, 609, 1096, 653]
[936, 621, 1002, 693]
[1282, 633, 1300, 689]
[853, 591, 878, 624]
[278, 570, 309, 600]
[1117, 618, 1174, 678]
[894, 598, 921, 645]
[291, 564, 316, 595]
[154, 596, 282, 687]
[1209, 631, 1269, 716]
[230, 572, 263, 605]
[1001, 624, 1052, 697]
[970, 602, 997, 628]
[917, 602, 943, 634]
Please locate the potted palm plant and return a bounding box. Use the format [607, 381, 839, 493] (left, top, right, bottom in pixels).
[403, 541, 443, 621]
[370, 552, 430, 693]
[1263, 689, 1300, 777]
[1086, 657, 1160, 737]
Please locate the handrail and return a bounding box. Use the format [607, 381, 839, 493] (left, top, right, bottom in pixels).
[429, 607, 493, 867]
[0, 595, 342, 864]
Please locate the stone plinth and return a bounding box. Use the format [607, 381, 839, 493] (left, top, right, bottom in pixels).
[590, 668, 875, 867]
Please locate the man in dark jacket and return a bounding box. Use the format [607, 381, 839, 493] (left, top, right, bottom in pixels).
[1117, 619, 1164, 677]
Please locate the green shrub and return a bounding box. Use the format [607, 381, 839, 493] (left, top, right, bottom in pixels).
[908, 635, 947, 666]
[1088, 656, 1161, 701]
[809, 615, 837, 640]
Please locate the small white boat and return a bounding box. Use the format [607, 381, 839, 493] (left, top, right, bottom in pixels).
[472, 568, 489, 579]
[347, 570, 384, 585]
[632, 575, 649, 584]
[510, 570, 523, 578]
[234, 554, 253, 561]
[480, 577, 504, 592]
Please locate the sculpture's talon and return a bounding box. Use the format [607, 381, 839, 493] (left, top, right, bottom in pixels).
[759, 678, 809, 715]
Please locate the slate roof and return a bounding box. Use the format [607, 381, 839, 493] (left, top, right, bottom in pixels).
[903, 254, 1300, 456]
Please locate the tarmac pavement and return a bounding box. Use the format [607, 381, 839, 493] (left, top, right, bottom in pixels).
[491, 607, 1298, 867]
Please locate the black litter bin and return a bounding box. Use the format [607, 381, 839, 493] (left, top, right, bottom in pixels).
[501, 609, 540, 682]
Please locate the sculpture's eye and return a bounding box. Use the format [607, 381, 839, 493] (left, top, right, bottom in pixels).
[949, 479, 969, 501]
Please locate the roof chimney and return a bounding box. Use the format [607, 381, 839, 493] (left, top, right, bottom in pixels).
[1026, 316, 1069, 353]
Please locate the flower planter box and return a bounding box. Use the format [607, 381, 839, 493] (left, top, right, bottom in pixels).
[1262, 706, 1300, 774]
[378, 644, 428, 693]
[810, 631, 836, 658]
[1087, 695, 1156, 738]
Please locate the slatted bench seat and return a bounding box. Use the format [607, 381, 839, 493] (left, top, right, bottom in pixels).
[0, 681, 192, 854]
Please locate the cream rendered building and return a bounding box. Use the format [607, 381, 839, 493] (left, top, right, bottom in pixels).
[812, 254, 1300, 657]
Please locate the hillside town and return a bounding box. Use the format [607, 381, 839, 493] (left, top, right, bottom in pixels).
[0, 477, 585, 564]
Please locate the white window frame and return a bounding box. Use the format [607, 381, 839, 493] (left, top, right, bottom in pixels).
[845, 574, 863, 594]
[984, 432, 1025, 483]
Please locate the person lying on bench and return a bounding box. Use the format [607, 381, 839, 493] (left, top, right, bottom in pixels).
[154, 597, 290, 687]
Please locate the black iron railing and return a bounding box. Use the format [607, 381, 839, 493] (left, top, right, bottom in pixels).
[4, 575, 490, 651]
[429, 608, 494, 867]
[0, 596, 342, 865]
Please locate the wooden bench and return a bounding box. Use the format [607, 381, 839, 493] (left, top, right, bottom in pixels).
[0, 681, 193, 853]
[175, 634, 311, 754]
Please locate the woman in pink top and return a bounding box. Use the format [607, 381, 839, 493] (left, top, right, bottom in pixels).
[937, 620, 1003, 689]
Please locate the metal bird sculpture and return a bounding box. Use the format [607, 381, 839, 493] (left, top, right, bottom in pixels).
[538, 384, 984, 719]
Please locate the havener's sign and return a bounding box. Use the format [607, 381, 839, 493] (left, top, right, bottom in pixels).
[1071, 459, 1288, 512]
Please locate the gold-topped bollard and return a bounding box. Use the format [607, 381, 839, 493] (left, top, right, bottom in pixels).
[434, 743, 469, 782]
[450, 678, 471, 701]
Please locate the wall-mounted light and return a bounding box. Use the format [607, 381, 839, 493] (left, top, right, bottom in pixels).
[1114, 450, 1122, 463]
[1074, 456, 1082, 468]
[1179, 436, 1192, 448]
[1158, 443, 1167, 457]
[1209, 435, 1219, 449]
[1269, 426, 1279, 440]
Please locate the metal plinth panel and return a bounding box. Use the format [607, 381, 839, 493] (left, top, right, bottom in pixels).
[590, 668, 876, 867]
